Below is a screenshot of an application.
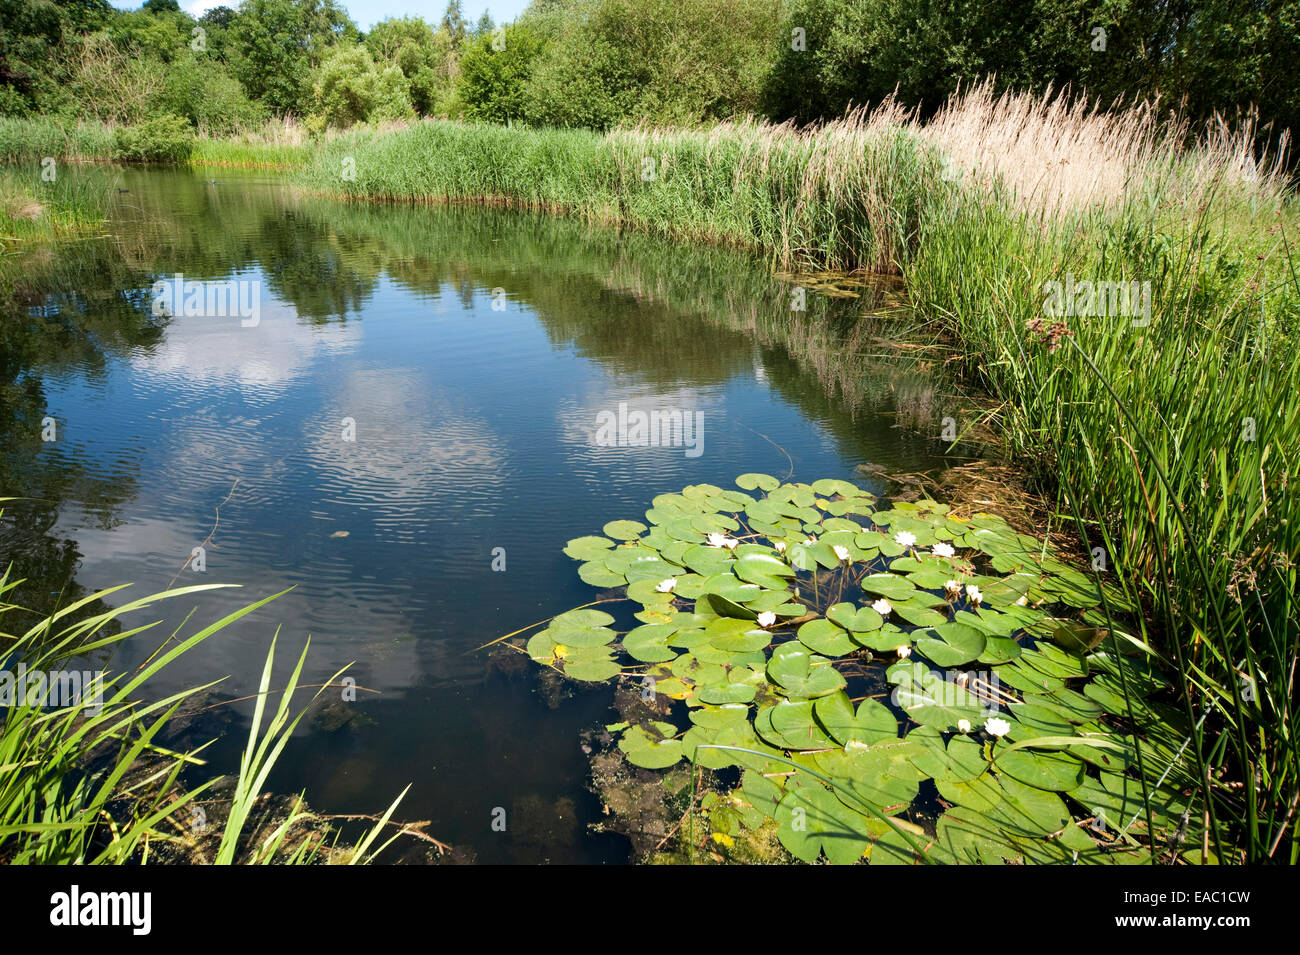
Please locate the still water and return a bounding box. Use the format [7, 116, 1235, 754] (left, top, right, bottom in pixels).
[1, 167, 955, 862]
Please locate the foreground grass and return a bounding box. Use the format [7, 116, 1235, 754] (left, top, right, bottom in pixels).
[0, 525, 409, 864]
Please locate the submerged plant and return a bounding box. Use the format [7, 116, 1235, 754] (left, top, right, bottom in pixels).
[519, 475, 1201, 864]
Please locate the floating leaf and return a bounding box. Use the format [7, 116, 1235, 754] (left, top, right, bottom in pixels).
[766, 643, 846, 699]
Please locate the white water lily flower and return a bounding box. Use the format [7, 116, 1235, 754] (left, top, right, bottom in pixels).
[896, 644, 912, 659]
[707, 532, 727, 548]
[655, 578, 677, 594]
[722, 536, 740, 550]
[871, 598, 892, 616]
[965, 584, 984, 605]
[803, 536, 817, 546]
[957, 718, 972, 734]
[774, 541, 787, 554]
[944, 579, 962, 597]
[984, 716, 1011, 737]
[932, 542, 955, 558]
[757, 611, 777, 628]
[832, 544, 850, 562]
[894, 531, 918, 548]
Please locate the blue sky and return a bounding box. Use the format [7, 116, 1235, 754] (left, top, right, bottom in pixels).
[110, 2, 534, 31]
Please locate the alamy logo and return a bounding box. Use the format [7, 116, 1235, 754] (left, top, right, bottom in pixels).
[151, 273, 261, 327]
[1042, 274, 1151, 327]
[593, 402, 704, 458]
[0, 665, 104, 714]
[49, 885, 151, 935]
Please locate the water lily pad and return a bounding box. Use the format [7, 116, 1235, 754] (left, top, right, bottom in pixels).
[623, 624, 679, 663]
[578, 561, 626, 587]
[696, 682, 757, 705]
[769, 700, 838, 750]
[813, 692, 898, 746]
[602, 520, 647, 540]
[860, 573, 916, 601]
[775, 781, 871, 864]
[890, 661, 988, 730]
[736, 473, 780, 491]
[977, 635, 1023, 664]
[766, 643, 847, 699]
[915, 622, 986, 666]
[994, 744, 1087, 791]
[618, 722, 682, 768]
[563, 535, 616, 560]
[706, 618, 772, 653]
[561, 646, 622, 681]
[826, 602, 884, 632]
[797, 617, 857, 656]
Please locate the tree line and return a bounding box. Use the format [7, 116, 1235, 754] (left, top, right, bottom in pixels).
[1, 0, 1296, 139]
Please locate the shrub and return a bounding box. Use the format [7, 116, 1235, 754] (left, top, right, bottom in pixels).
[112, 113, 194, 162]
[313, 44, 415, 129]
[454, 21, 548, 124]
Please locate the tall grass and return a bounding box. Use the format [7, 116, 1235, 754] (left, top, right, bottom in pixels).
[906, 103, 1299, 860]
[299, 89, 1298, 861]
[0, 116, 115, 164]
[302, 110, 930, 274]
[0, 516, 407, 864]
[0, 164, 115, 247]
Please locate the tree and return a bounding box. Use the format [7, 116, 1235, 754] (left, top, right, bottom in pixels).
[312, 43, 413, 127]
[365, 16, 454, 116]
[441, 0, 468, 49]
[226, 0, 358, 114]
[455, 20, 547, 123]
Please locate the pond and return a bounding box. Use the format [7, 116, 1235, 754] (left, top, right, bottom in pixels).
[0, 166, 959, 863]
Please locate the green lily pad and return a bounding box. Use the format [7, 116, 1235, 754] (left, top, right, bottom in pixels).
[603, 520, 647, 540]
[766, 643, 847, 699]
[775, 781, 871, 865]
[813, 692, 898, 746]
[797, 617, 857, 656]
[827, 602, 884, 632]
[618, 722, 683, 768]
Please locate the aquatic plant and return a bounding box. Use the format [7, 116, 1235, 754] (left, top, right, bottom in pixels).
[521, 475, 1200, 864]
[0, 522, 410, 864]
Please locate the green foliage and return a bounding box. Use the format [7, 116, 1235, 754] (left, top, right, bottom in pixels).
[522, 0, 783, 129]
[525, 477, 1187, 864]
[762, 0, 1300, 138]
[311, 44, 414, 129]
[364, 17, 454, 117]
[154, 54, 267, 135]
[454, 22, 547, 124]
[229, 0, 356, 116]
[0, 564, 408, 864]
[111, 112, 193, 163]
[3, 0, 1294, 141]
